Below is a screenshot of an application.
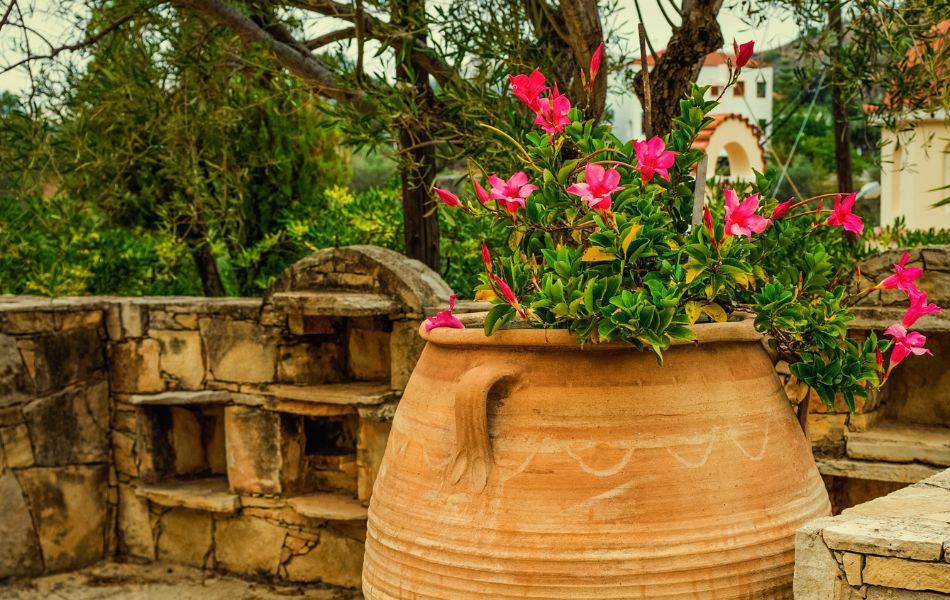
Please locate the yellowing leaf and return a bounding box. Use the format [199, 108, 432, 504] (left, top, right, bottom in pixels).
[621, 223, 643, 255]
[732, 271, 755, 289]
[702, 302, 727, 323]
[581, 246, 616, 262]
[507, 229, 524, 251]
[685, 264, 705, 284]
[474, 289, 497, 302]
[685, 300, 703, 325]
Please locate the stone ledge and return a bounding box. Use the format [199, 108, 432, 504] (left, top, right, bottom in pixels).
[130, 390, 232, 406]
[822, 514, 949, 560]
[817, 457, 942, 483]
[863, 556, 950, 593]
[286, 492, 367, 522]
[239, 381, 398, 406]
[850, 306, 950, 332]
[269, 291, 402, 317]
[847, 423, 950, 467]
[136, 478, 239, 514]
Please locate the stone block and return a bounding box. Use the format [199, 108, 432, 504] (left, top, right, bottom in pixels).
[152, 330, 205, 390]
[117, 484, 154, 560]
[284, 526, 364, 587]
[0, 470, 43, 578]
[58, 311, 102, 331]
[214, 516, 287, 577]
[203, 319, 278, 383]
[1, 311, 54, 335]
[112, 430, 137, 477]
[922, 247, 950, 271]
[357, 417, 391, 504]
[841, 552, 864, 586]
[390, 319, 425, 390]
[863, 556, 950, 593]
[31, 328, 105, 395]
[17, 465, 109, 571]
[866, 587, 950, 599]
[794, 517, 846, 600]
[225, 405, 286, 495]
[155, 507, 213, 568]
[0, 333, 32, 407]
[23, 381, 110, 466]
[809, 413, 849, 458]
[1, 424, 34, 468]
[111, 339, 163, 394]
[277, 342, 345, 385]
[823, 515, 949, 561]
[120, 301, 146, 338]
[348, 325, 391, 381]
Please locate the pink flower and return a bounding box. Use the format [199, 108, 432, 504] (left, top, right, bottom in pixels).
[509, 68, 547, 112]
[825, 192, 863, 234]
[481, 240, 493, 273]
[879, 252, 923, 292]
[494, 274, 519, 307]
[472, 176, 490, 203]
[589, 43, 603, 87]
[424, 294, 464, 332]
[488, 171, 538, 214]
[884, 323, 932, 368]
[534, 84, 572, 137]
[902, 288, 942, 327]
[703, 204, 718, 248]
[723, 189, 771, 238]
[565, 163, 622, 210]
[734, 40, 754, 68]
[633, 136, 676, 183]
[771, 198, 794, 219]
[433, 187, 460, 207]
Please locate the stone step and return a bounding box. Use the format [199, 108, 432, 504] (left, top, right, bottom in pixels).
[136, 477, 239, 514]
[286, 492, 368, 521]
[847, 422, 950, 467]
[269, 291, 401, 317]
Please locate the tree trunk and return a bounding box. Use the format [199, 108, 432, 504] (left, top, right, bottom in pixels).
[393, 0, 440, 272]
[558, 0, 606, 120]
[192, 243, 227, 297]
[828, 4, 853, 193]
[633, 0, 724, 136]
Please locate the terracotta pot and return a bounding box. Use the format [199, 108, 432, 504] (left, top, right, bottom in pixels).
[363, 321, 830, 599]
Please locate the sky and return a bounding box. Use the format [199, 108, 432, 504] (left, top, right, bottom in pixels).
[0, 1, 801, 95]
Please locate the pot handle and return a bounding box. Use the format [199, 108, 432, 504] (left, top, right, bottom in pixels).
[448, 363, 520, 493]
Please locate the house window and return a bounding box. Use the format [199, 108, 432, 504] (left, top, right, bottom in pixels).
[756, 80, 767, 98]
[710, 86, 721, 97]
[734, 81, 745, 96]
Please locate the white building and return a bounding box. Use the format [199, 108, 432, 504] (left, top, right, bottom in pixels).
[607, 51, 774, 180]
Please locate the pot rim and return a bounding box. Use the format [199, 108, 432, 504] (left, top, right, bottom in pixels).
[420, 317, 762, 350]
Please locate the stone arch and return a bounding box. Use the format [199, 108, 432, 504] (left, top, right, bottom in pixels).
[694, 113, 765, 181]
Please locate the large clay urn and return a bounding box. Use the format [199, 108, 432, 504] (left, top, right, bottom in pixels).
[363, 321, 830, 599]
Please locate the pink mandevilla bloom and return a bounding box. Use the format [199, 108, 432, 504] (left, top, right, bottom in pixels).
[472, 176, 490, 203]
[509, 69, 547, 112]
[534, 84, 572, 137]
[589, 43, 604, 86]
[879, 252, 924, 292]
[702, 204, 718, 247]
[481, 240, 493, 273]
[633, 136, 676, 183]
[883, 323, 932, 368]
[734, 40, 754, 68]
[488, 172, 538, 214]
[825, 192, 864, 234]
[723, 189, 771, 238]
[433, 187, 460, 207]
[771, 198, 794, 219]
[493, 274, 519, 307]
[566, 163, 622, 210]
[902, 288, 942, 327]
[424, 294, 464, 332]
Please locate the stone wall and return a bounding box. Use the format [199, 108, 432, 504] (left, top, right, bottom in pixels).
[795, 468, 950, 598]
[0, 300, 112, 578]
[0, 245, 453, 589]
[788, 245, 950, 513]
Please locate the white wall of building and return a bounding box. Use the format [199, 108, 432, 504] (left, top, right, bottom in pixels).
[880, 112, 950, 230]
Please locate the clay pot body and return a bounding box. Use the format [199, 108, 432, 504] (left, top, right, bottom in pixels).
[363, 322, 830, 599]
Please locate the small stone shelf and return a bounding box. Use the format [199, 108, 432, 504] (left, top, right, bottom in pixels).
[239, 381, 398, 407]
[816, 458, 942, 484]
[136, 477, 239, 514]
[287, 492, 368, 521]
[269, 291, 401, 317]
[847, 422, 950, 467]
[130, 389, 231, 406]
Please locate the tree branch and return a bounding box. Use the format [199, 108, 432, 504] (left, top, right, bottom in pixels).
[304, 26, 356, 49]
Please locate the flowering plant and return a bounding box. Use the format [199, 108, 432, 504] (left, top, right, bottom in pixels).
[427, 42, 940, 410]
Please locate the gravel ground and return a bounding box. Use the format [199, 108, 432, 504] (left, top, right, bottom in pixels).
[0, 562, 363, 600]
